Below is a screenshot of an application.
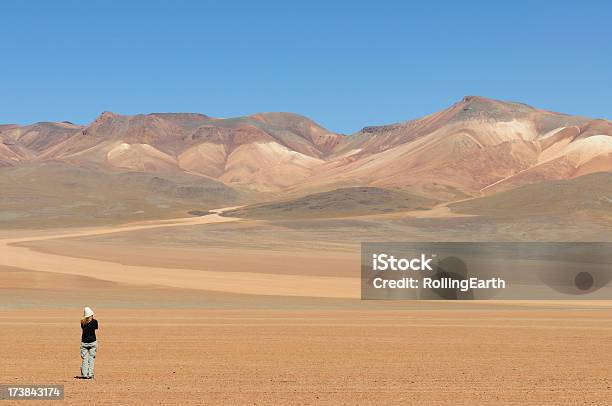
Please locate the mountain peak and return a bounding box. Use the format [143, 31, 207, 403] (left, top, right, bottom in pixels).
[450, 95, 536, 123]
[458, 95, 533, 109]
[461, 95, 488, 103]
[91, 111, 120, 124]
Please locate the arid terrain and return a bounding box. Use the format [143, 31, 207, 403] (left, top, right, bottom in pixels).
[2, 307, 612, 405]
[1, 207, 611, 404]
[1, 97, 611, 404]
[2, 96, 612, 228]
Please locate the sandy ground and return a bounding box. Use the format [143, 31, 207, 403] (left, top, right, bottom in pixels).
[1, 308, 611, 405]
[2, 208, 612, 404]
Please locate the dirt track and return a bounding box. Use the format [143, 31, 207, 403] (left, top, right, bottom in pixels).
[0, 209, 358, 298]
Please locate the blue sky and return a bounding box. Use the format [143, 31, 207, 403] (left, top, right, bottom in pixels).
[1, 1, 610, 133]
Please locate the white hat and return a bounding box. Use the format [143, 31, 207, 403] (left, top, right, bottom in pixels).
[83, 307, 94, 317]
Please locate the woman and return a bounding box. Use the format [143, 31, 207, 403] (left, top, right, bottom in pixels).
[80, 306, 99, 379]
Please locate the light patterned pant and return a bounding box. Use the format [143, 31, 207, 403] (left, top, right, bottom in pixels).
[80, 341, 97, 378]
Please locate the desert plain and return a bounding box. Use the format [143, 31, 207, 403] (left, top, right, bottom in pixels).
[1, 207, 611, 405]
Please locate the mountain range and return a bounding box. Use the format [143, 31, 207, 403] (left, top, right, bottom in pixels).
[1, 96, 611, 225]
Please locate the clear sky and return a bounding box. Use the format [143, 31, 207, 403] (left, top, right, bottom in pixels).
[1, 1, 610, 133]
